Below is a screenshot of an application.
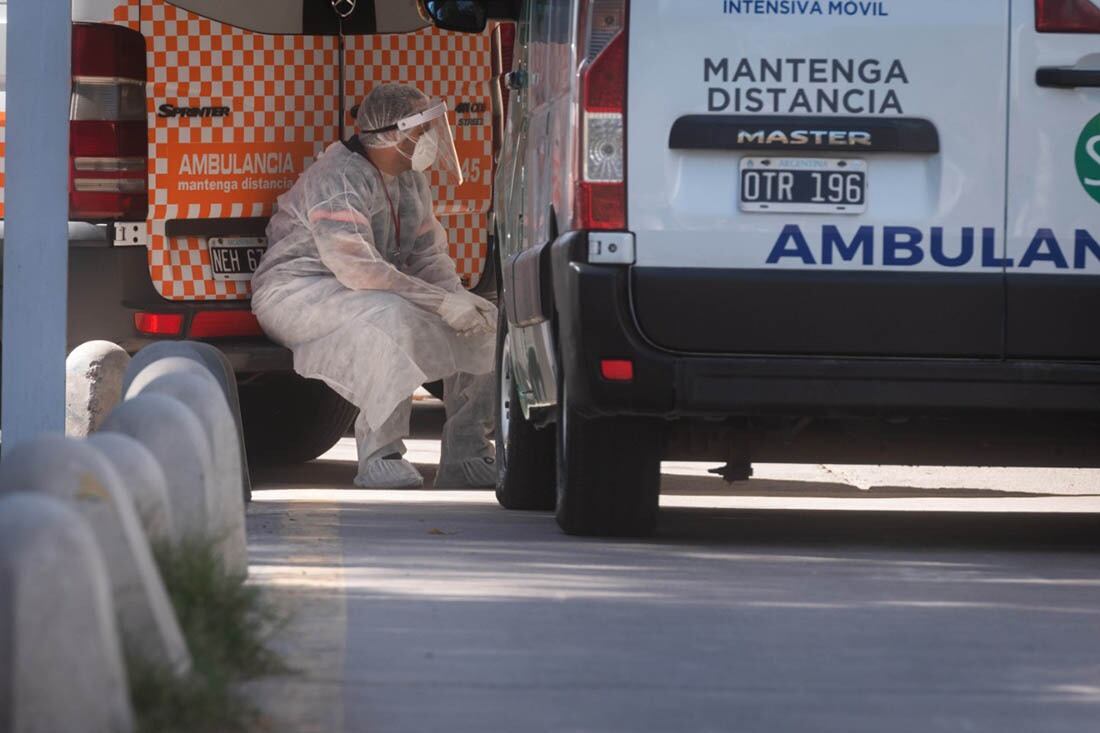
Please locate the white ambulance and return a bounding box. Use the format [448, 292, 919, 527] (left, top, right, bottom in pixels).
[0, 0, 511, 463]
[420, 1, 1100, 536]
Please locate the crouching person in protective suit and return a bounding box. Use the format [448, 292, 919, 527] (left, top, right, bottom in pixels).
[252, 83, 497, 489]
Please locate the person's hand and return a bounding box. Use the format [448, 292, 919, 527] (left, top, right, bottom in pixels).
[469, 293, 496, 330]
[439, 291, 495, 334]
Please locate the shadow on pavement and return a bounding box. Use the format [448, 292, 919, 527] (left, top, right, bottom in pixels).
[654, 507, 1100, 551]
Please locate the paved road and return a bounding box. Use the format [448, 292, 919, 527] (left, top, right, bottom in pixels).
[246, 404, 1100, 733]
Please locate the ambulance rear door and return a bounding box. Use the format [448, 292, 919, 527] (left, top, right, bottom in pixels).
[627, 1, 1013, 358]
[117, 0, 355, 302]
[116, 0, 433, 304]
[1004, 0, 1100, 359]
[341, 7, 498, 290]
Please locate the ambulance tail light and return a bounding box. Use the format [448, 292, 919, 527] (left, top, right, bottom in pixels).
[70, 23, 149, 221]
[573, 0, 628, 231]
[1036, 0, 1100, 32]
[188, 311, 265, 339]
[134, 312, 183, 337]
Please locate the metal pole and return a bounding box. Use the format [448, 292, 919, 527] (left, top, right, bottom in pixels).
[2, 0, 72, 453]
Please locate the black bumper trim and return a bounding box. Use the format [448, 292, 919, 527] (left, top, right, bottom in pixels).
[633, 267, 1003, 358]
[165, 217, 269, 238]
[669, 115, 940, 154]
[549, 231, 1100, 418]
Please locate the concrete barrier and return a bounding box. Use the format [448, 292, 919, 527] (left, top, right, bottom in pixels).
[124, 341, 252, 502]
[66, 340, 131, 437]
[87, 432, 174, 544]
[0, 492, 134, 733]
[0, 436, 191, 677]
[100, 394, 223, 553]
[127, 366, 247, 577]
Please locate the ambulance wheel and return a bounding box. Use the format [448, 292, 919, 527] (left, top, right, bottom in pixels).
[239, 374, 358, 465]
[495, 309, 557, 511]
[554, 378, 663, 537]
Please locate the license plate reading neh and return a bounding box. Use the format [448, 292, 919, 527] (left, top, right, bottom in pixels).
[740, 158, 867, 214]
[208, 237, 266, 281]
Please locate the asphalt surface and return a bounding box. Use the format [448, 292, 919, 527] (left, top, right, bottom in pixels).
[246, 404, 1100, 733]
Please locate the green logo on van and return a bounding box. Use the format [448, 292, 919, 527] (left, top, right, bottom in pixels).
[1077, 114, 1100, 206]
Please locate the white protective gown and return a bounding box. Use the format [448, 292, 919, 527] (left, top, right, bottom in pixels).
[251, 140, 496, 449]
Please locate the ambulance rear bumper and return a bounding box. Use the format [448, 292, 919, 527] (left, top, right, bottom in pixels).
[58, 231, 293, 374]
[548, 231, 1100, 419]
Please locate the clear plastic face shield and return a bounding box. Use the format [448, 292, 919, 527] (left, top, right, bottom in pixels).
[365, 100, 463, 185]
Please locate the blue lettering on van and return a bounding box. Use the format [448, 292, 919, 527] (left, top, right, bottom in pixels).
[1019, 229, 1069, 269]
[882, 226, 923, 266]
[981, 229, 1012, 268]
[822, 225, 873, 265]
[766, 225, 817, 264]
[765, 226, 1099, 270]
[721, 0, 889, 16]
[1075, 230, 1100, 269]
[929, 227, 975, 267]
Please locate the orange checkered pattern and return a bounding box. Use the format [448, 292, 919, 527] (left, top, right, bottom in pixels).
[344, 29, 493, 288]
[113, 0, 338, 300]
[110, 0, 492, 301]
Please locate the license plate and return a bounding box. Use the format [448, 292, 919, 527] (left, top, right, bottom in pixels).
[739, 158, 867, 214]
[207, 237, 266, 281]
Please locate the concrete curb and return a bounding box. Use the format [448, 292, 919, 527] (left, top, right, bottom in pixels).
[65, 340, 131, 437]
[0, 436, 191, 677]
[123, 341, 252, 502]
[127, 363, 248, 577]
[0, 492, 134, 733]
[87, 432, 175, 545]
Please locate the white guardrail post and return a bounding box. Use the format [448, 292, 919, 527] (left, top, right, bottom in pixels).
[2, 0, 72, 453]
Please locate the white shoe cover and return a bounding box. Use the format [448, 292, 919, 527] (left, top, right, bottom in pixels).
[354, 457, 424, 489]
[435, 456, 498, 488]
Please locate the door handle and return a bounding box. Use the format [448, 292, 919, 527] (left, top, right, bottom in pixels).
[1036, 66, 1100, 89]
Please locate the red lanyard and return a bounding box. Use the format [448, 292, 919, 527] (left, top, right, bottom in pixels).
[366, 158, 400, 246]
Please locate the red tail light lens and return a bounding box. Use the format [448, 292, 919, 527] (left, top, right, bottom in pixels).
[1036, 0, 1100, 32]
[70, 23, 148, 221]
[189, 311, 265, 339]
[600, 359, 634, 382]
[72, 22, 146, 79]
[134, 312, 184, 336]
[574, 0, 628, 231]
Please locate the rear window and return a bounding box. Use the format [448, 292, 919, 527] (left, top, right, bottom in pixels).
[165, 0, 426, 35]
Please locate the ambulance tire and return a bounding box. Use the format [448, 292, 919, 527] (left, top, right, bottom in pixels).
[495, 308, 557, 511]
[239, 374, 358, 465]
[554, 377, 663, 538]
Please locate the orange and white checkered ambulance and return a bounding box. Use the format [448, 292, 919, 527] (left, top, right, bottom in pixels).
[0, 0, 514, 462]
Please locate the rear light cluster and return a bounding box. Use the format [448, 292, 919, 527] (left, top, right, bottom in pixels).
[1036, 0, 1100, 32]
[135, 311, 264, 338]
[574, 0, 628, 231]
[70, 23, 149, 220]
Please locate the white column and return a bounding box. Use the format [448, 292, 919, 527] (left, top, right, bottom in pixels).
[2, 0, 72, 453]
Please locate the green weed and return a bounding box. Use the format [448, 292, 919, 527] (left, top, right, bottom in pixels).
[128, 538, 289, 733]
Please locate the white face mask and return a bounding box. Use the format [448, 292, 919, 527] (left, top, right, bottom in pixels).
[411, 129, 439, 172]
